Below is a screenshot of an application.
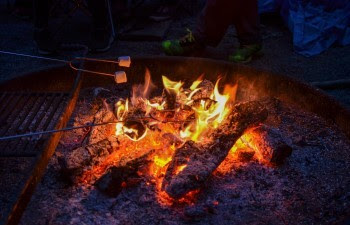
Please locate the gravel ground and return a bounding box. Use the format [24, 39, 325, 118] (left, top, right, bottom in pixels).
[0, 1, 349, 107]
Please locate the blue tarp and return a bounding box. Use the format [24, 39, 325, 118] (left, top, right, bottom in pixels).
[258, 0, 350, 56]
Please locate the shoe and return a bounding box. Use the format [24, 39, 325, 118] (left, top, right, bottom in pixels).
[12, 7, 32, 20]
[228, 44, 262, 63]
[162, 29, 205, 56]
[89, 28, 115, 53]
[34, 28, 58, 55]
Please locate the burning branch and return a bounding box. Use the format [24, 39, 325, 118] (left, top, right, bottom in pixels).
[162, 100, 268, 199]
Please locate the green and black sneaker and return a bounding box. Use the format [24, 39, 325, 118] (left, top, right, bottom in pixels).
[162, 29, 205, 56]
[229, 44, 262, 63]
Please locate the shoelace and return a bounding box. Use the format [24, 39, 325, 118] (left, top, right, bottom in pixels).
[179, 28, 195, 45]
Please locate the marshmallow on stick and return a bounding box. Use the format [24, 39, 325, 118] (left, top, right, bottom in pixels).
[115, 71, 127, 83]
[118, 56, 131, 68]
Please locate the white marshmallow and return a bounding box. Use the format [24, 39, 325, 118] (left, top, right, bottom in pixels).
[118, 56, 131, 68]
[115, 71, 127, 83]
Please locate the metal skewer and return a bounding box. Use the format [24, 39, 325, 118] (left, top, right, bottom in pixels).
[0, 121, 119, 141]
[0, 50, 130, 78]
[0, 115, 194, 141]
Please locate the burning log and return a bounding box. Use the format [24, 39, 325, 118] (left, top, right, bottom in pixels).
[191, 79, 214, 101]
[89, 102, 115, 144]
[162, 100, 268, 199]
[58, 139, 114, 183]
[249, 125, 293, 166]
[95, 150, 153, 197]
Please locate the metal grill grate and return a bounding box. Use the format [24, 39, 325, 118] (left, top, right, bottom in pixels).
[0, 92, 69, 157]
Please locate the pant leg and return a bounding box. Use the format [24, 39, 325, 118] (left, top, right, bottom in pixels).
[33, 0, 49, 29]
[233, 0, 261, 45]
[87, 0, 108, 29]
[14, 0, 32, 8]
[194, 0, 235, 47]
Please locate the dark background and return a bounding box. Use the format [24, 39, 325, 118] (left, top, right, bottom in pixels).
[0, 0, 349, 107]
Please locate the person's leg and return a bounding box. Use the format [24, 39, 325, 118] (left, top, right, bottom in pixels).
[194, 0, 235, 46]
[33, 0, 57, 55]
[87, 0, 114, 52]
[87, 0, 108, 30]
[33, 0, 49, 29]
[13, 0, 32, 20]
[229, 0, 262, 63]
[162, 0, 235, 56]
[232, 0, 261, 46]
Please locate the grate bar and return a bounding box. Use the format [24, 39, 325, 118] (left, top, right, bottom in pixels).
[20, 93, 48, 133]
[0, 92, 7, 104]
[0, 94, 32, 136]
[0, 94, 23, 125]
[0, 93, 40, 151]
[41, 93, 66, 131]
[0, 93, 15, 115]
[0, 92, 69, 157]
[14, 93, 40, 133]
[22, 93, 66, 153]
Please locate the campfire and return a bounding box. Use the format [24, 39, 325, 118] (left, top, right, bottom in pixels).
[58, 69, 293, 206]
[3, 57, 346, 224]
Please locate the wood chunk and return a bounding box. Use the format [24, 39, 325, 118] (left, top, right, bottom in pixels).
[58, 139, 113, 183]
[191, 79, 214, 101]
[162, 100, 268, 199]
[95, 166, 137, 197]
[250, 125, 292, 166]
[95, 151, 152, 197]
[162, 89, 176, 110]
[89, 106, 115, 144]
[237, 150, 255, 162]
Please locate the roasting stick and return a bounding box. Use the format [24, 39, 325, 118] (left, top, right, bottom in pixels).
[0, 50, 131, 83]
[0, 121, 119, 141]
[0, 115, 193, 141]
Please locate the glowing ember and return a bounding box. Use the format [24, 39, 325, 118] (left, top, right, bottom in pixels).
[82, 69, 248, 205]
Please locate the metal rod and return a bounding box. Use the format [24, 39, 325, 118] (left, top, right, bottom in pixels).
[0, 121, 119, 141]
[0, 115, 194, 140]
[0, 50, 120, 77]
[0, 50, 69, 63]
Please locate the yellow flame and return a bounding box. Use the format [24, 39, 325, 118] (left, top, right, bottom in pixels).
[162, 75, 183, 96]
[189, 74, 203, 91]
[154, 155, 172, 168]
[180, 77, 232, 141]
[132, 68, 156, 105]
[115, 99, 129, 121]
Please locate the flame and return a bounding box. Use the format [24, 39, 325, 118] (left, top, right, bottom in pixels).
[162, 75, 184, 96]
[180, 77, 236, 142]
[83, 70, 241, 206]
[131, 68, 156, 105]
[189, 74, 203, 90]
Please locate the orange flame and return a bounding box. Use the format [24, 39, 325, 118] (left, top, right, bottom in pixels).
[85, 70, 240, 206]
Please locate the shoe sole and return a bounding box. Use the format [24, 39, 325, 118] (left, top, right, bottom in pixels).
[37, 49, 55, 55]
[229, 50, 263, 64]
[34, 41, 57, 55]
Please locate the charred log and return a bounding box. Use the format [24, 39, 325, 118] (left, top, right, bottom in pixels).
[58, 139, 114, 184]
[237, 150, 255, 162]
[95, 150, 153, 197]
[162, 89, 176, 110]
[191, 79, 214, 101]
[250, 125, 293, 166]
[162, 100, 268, 199]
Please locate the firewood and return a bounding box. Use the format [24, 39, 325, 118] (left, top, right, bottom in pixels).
[95, 150, 153, 197]
[58, 139, 113, 183]
[162, 100, 268, 199]
[250, 125, 293, 166]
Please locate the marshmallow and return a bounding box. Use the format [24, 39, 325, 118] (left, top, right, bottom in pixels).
[118, 56, 131, 68]
[115, 71, 127, 83]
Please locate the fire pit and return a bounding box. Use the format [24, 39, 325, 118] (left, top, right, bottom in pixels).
[1, 56, 350, 224]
